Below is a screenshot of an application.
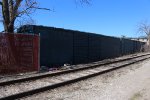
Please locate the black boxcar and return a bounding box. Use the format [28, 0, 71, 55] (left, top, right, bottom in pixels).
[17, 25, 145, 67]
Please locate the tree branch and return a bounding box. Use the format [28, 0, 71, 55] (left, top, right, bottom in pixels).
[0, 1, 2, 5]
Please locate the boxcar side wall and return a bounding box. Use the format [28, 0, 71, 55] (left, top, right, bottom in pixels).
[88, 34, 101, 62]
[35, 27, 74, 66]
[73, 32, 89, 64]
[100, 36, 121, 59]
[17, 25, 145, 67]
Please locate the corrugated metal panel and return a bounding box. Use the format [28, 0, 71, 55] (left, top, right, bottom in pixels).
[100, 36, 121, 59]
[89, 34, 101, 62]
[73, 32, 89, 64]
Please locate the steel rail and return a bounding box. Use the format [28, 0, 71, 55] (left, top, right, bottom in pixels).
[0, 54, 150, 100]
[0, 53, 150, 86]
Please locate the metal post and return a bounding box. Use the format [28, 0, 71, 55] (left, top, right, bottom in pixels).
[38, 33, 41, 72]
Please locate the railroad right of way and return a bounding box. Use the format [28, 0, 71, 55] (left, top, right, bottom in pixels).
[0, 53, 150, 100]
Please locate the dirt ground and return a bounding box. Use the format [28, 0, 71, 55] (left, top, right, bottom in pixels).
[22, 59, 150, 100]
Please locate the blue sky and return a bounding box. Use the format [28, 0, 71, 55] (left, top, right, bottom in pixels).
[1, 0, 150, 37]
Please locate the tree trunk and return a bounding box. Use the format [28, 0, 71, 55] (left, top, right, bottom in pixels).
[2, 0, 21, 33]
[8, 23, 15, 33]
[2, 0, 10, 32]
[147, 36, 150, 52]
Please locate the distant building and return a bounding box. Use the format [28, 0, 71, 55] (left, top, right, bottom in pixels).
[130, 37, 149, 45]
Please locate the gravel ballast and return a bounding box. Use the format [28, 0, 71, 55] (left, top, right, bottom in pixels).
[0, 52, 147, 82]
[0, 55, 149, 98]
[21, 59, 150, 100]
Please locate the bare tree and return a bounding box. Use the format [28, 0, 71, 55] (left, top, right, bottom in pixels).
[138, 20, 150, 45]
[0, 0, 51, 33]
[75, 0, 91, 5]
[137, 20, 150, 52]
[0, 0, 91, 33]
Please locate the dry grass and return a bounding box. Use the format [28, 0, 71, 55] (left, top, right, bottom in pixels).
[129, 92, 143, 100]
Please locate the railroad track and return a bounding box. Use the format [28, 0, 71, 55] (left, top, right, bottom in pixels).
[0, 53, 150, 100]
